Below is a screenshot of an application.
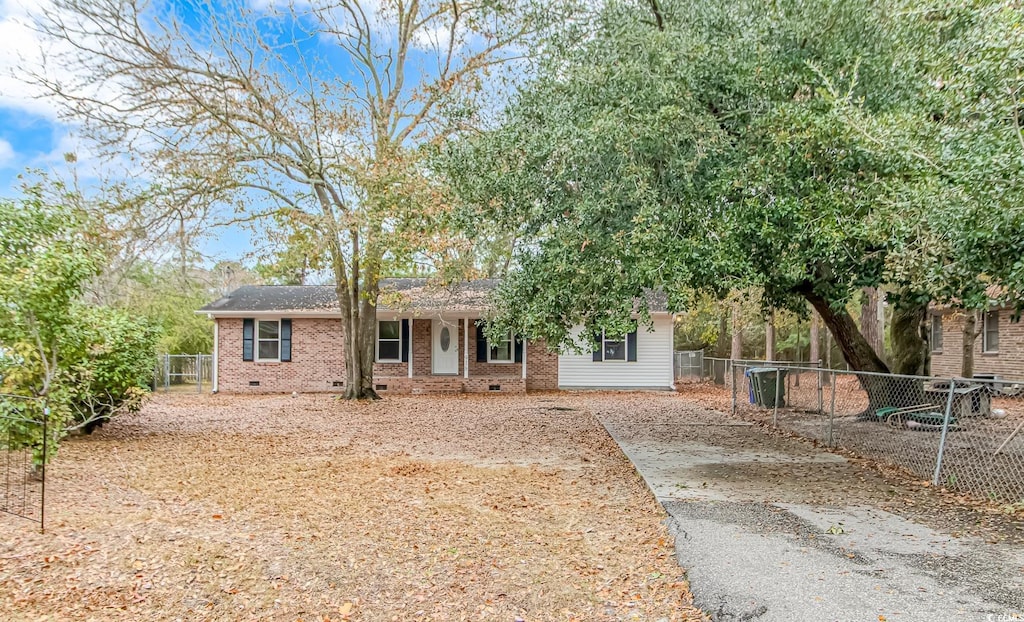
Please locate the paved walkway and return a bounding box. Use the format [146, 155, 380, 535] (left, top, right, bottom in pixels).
[591, 395, 1024, 622]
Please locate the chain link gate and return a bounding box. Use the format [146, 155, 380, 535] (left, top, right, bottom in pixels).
[674, 350, 704, 382]
[154, 354, 213, 393]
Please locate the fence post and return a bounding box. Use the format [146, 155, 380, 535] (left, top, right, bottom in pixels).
[932, 378, 958, 487]
[164, 354, 170, 392]
[196, 353, 202, 394]
[827, 370, 837, 446]
[816, 360, 824, 415]
[40, 405, 47, 534]
[731, 362, 738, 416]
[773, 368, 781, 428]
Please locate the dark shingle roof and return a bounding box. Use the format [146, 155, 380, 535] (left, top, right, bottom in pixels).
[200, 285, 339, 313]
[198, 278, 500, 314]
[198, 278, 670, 315]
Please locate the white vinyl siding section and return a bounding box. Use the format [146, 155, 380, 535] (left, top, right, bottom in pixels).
[558, 315, 674, 389]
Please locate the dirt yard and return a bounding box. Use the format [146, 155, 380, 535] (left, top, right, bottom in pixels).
[0, 394, 703, 622]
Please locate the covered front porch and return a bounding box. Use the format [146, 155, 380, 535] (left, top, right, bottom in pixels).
[371, 315, 529, 395]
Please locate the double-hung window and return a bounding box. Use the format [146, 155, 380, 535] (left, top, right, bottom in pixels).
[982, 310, 999, 353]
[930, 314, 943, 352]
[377, 320, 402, 362]
[256, 320, 281, 362]
[602, 332, 627, 361]
[593, 327, 637, 362]
[488, 331, 514, 363]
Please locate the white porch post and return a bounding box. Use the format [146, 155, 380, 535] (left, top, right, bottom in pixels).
[211, 317, 219, 393]
[521, 337, 527, 379]
[408, 317, 413, 378]
[463, 317, 469, 379]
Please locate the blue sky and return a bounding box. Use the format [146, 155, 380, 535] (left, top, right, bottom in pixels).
[0, 0, 510, 266]
[0, 0, 283, 263]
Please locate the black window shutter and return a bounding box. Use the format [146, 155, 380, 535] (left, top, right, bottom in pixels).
[242, 318, 254, 361]
[476, 320, 488, 362]
[280, 319, 292, 362]
[592, 331, 603, 362]
[627, 327, 638, 362]
[514, 336, 524, 363]
[401, 319, 410, 363]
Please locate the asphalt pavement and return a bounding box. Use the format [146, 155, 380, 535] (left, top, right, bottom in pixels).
[595, 405, 1024, 622]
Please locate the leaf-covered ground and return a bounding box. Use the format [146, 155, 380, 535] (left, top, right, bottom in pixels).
[0, 393, 704, 621]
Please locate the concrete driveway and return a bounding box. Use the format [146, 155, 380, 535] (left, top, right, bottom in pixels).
[589, 393, 1024, 622]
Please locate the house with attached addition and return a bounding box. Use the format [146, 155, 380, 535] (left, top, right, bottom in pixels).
[198, 278, 676, 394]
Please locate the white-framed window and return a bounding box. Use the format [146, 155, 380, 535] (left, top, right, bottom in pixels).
[982, 310, 999, 353]
[488, 330, 514, 363]
[256, 319, 281, 362]
[930, 314, 943, 352]
[603, 331, 627, 361]
[377, 320, 402, 362]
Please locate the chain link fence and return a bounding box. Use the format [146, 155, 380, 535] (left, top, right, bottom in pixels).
[673, 350, 704, 382]
[154, 354, 213, 393]
[680, 363, 1024, 507]
[0, 394, 48, 532]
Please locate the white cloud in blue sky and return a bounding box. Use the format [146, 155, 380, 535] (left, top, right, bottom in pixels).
[0, 138, 14, 167]
[0, 0, 258, 261]
[0, 0, 518, 264]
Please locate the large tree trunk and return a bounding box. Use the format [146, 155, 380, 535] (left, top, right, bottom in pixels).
[860, 287, 885, 362]
[730, 298, 743, 360]
[339, 290, 381, 400]
[796, 284, 936, 415]
[889, 302, 929, 376]
[962, 310, 980, 378]
[715, 312, 729, 358]
[797, 284, 889, 373]
[334, 231, 381, 401]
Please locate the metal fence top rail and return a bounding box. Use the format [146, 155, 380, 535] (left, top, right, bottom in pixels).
[703, 357, 822, 367]
[705, 359, 1024, 386]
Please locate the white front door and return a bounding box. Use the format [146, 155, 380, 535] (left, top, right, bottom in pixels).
[432, 320, 459, 375]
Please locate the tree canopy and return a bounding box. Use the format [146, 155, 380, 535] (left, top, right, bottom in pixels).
[0, 189, 156, 459]
[445, 0, 1024, 372]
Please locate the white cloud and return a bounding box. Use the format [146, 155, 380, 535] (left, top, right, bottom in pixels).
[0, 138, 14, 167]
[0, 0, 66, 119]
[410, 22, 469, 52]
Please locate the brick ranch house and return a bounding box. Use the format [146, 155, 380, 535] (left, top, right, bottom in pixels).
[930, 304, 1024, 380]
[198, 279, 676, 394]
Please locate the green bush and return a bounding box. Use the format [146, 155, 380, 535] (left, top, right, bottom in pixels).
[62, 305, 159, 434]
[0, 191, 158, 461]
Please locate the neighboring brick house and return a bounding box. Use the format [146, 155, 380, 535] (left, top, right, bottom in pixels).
[198, 278, 676, 394]
[930, 305, 1024, 380]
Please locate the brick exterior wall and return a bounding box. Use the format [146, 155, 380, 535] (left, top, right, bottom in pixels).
[216, 318, 346, 393]
[930, 308, 1024, 380]
[525, 339, 559, 391]
[215, 316, 560, 393]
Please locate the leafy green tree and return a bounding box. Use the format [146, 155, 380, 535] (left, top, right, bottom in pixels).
[446, 0, 1023, 379]
[0, 190, 101, 414]
[60, 305, 158, 433]
[115, 263, 216, 355]
[0, 190, 157, 459]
